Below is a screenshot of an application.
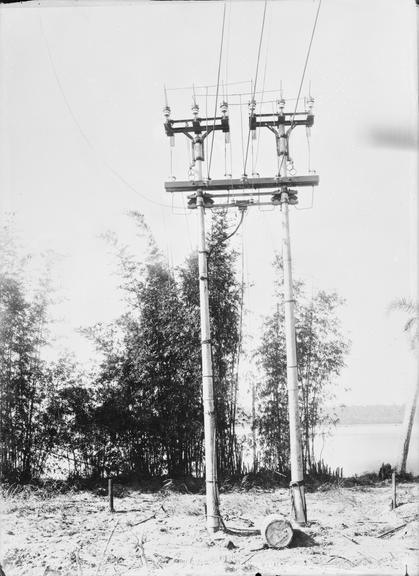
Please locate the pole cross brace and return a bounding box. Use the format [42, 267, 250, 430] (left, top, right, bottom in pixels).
[165, 175, 319, 193]
[164, 116, 229, 138]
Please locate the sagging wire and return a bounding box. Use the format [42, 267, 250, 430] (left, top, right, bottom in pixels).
[251, 128, 255, 176]
[288, 0, 322, 133]
[180, 194, 193, 252]
[186, 136, 195, 180]
[243, 0, 268, 177]
[170, 191, 190, 217]
[204, 90, 300, 99]
[207, 208, 247, 260]
[214, 97, 298, 106]
[239, 94, 246, 175]
[160, 206, 174, 276]
[166, 79, 250, 92]
[225, 0, 233, 186]
[295, 187, 314, 211]
[205, 87, 210, 180]
[40, 14, 182, 210]
[224, 0, 233, 101]
[224, 132, 228, 178]
[169, 147, 175, 181]
[235, 222, 246, 421]
[254, 1, 272, 172]
[293, 116, 315, 211]
[208, 0, 228, 178]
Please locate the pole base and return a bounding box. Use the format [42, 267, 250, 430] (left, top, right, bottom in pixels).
[290, 482, 307, 525]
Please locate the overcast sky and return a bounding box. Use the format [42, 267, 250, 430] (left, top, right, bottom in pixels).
[0, 0, 417, 406]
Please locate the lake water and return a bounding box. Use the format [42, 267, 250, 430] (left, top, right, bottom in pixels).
[314, 421, 419, 476]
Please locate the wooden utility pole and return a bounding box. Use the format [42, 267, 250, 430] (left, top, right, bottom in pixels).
[194, 134, 220, 533]
[163, 102, 229, 533]
[163, 94, 317, 530]
[277, 105, 307, 524]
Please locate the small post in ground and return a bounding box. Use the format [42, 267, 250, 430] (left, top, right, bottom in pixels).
[108, 477, 115, 513]
[392, 470, 397, 509]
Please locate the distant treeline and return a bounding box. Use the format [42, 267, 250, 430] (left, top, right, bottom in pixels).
[334, 404, 404, 426]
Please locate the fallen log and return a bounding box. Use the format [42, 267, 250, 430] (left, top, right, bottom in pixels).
[378, 523, 407, 538]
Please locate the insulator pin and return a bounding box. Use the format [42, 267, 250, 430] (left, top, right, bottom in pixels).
[192, 103, 199, 119]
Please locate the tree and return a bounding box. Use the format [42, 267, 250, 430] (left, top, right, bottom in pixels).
[81, 210, 243, 481]
[256, 256, 350, 474]
[389, 298, 419, 474]
[0, 230, 52, 482]
[84, 213, 205, 479]
[179, 211, 243, 477]
[207, 212, 243, 477]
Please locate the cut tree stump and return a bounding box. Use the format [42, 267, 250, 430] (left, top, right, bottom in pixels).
[260, 516, 294, 549]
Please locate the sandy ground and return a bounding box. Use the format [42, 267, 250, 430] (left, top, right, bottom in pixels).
[0, 481, 418, 576]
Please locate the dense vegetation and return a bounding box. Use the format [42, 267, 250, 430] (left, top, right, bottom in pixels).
[0, 213, 350, 484]
[255, 256, 350, 474]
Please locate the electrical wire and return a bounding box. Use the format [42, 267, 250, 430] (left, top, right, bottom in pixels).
[166, 79, 250, 92]
[289, 0, 322, 132]
[254, 2, 272, 171]
[224, 0, 233, 102]
[239, 94, 246, 175]
[39, 14, 182, 211]
[295, 187, 314, 211]
[207, 209, 246, 259]
[208, 0, 228, 178]
[206, 87, 210, 180]
[204, 89, 300, 99]
[243, 0, 268, 176]
[234, 223, 246, 422]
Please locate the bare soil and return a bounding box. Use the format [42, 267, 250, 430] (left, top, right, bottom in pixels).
[1, 481, 418, 576]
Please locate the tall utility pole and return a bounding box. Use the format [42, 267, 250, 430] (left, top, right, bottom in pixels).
[163, 95, 318, 529]
[195, 137, 219, 533]
[164, 102, 229, 533]
[277, 100, 307, 524]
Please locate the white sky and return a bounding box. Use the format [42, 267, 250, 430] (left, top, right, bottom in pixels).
[0, 0, 417, 406]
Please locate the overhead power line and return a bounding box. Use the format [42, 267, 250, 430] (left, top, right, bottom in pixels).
[166, 79, 251, 92]
[243, 0, 268, 176]
[39, 15, 181, 211]
[289, 0, 322, 130]
[208, 0, 228, 178]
